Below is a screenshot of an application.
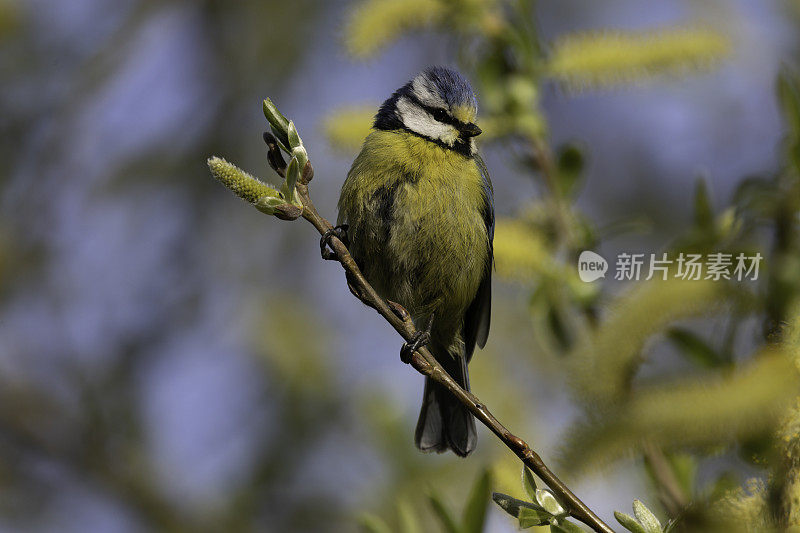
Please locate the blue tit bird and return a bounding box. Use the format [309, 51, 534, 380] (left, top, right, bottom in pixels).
[334, 66, 494, 457]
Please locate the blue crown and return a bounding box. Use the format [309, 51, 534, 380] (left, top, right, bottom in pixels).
[417, 66, 477, 109]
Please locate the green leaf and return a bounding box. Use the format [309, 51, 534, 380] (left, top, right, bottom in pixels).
[270, 124, 290, 152]
[263, 97, 290, 132]
[614, 511, 646, 533]
[550, 520, 585, 533]
[263, 98, 291, 150]
[397, 500, 421, 533]
[255, 195, 285, 215]
[555, 143, 585, 197]
[666, 453, 697, 498]
[462, 468, 493, 533]
[292, 145, 309, 172]
[535, 489, 566, 517]
[545, 299, 572, 351]
[732, 175, 780, 219]
[492, 492, 544, 518]
[693, 178, 713, 230]
[777, 68, 800, 141]
[632, 500, 662, 533]
[643, 452, 693, 509]
[358, 513, 393, 533]
[287, 120, 302, 149]
[666, 327, 722, 368]
[518, 506, 553, 528]
[281, 156, 300, 205]
[427, 491, 460, 533]
[522, 466, 537, 501]
[777, 68, 800, 171]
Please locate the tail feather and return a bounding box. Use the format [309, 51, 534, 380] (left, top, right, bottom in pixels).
[414, 344, 476, 457]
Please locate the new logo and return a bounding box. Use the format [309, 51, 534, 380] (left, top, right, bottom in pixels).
[578, 250, 608, 282]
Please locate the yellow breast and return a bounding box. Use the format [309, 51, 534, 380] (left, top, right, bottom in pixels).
[339, 129, 489, 325]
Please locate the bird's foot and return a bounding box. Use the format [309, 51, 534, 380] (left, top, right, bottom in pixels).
[400, 329, 430, 365]
[320, 225, 349, 261]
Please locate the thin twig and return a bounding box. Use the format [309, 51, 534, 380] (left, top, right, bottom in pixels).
[530, 136, 575, 251]
[643, 441, 689, 519]
[293, 167, 614, 533]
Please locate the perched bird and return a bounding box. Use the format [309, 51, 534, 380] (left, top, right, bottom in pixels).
[333, 66, 494, 457]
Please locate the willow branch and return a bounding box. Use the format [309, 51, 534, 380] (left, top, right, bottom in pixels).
[290, 164, 613, 533]
[208, 108, 613, 531]
[529, 136, 576, 252]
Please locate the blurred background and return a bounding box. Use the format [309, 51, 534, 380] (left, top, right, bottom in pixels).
[2, 0, 800, 532]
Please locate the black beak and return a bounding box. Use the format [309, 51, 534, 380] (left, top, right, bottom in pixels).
[460, 123, 482, 138]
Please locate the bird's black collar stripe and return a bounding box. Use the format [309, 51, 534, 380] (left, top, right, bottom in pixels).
[398, 126, 473, 158]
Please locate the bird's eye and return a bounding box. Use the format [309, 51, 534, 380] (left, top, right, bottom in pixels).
[431, 108, 448, 122]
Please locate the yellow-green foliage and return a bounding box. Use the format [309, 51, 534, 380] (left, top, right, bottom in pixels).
[781, 399, 800, 465]
[344, 0, 447, 59]
[560, 349, 798, 476]
[781, 312, 800, 454]
[716, 479, 771, 531]
[546, 27, 729, 89]
[249, 295, 332, 395]
[570, 279, 733, 403]
[777, 398, 800, 528]
[323, 106, 375, 153]
[791, 0, 800, 20]
[493, 218, 551, 282]
[770, 310, 800, 527]
[207, 157, 278, 204]
[0, 0, 19, 38]
[705, 311, 800, 531]
[480, 113, 547, 141]
[777, 310, 800, 469]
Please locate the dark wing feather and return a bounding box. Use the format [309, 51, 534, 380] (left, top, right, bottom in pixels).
[463, 153, 494, 362]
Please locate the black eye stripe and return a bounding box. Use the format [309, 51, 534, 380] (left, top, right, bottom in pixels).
[405, 93, 467, 129]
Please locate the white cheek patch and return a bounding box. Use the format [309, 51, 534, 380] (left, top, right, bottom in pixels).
[411, 77, 447, 109]
[397, 96, 458, 145]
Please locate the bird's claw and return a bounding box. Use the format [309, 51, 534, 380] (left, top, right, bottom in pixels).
[320, 225, 348, 261]
[401, 330, 430, 364]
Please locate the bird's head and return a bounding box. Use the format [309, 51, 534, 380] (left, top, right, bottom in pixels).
[374, 66, 481, 156]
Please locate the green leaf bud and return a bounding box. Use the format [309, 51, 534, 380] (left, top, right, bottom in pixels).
[281, 156, 301, 206]
[522, 466, 537, 501]
[518, 507, 553, 528]
[632, 500, 662, 533]
[535, 489, 566, 517]
[263, 98, 291, 150]
[614, 511, 646, 533]
[287, 120, 302, 149]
